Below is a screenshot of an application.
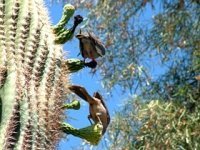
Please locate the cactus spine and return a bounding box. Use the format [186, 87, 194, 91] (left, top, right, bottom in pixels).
[0, 0, 68, 149]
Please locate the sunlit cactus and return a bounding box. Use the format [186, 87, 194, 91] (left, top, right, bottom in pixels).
[64, 58, 97, 73]
[53, 4, 83, 44]
[0, 0, 69, 149]
[62, 100, 80, 110]
[61, 123, 103, 145]
[64, 58, 85, 73]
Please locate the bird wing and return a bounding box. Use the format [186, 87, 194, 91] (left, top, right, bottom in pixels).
[69, 85, 95, 104]
[95, 44, 106, 57]
[79, 40, 85, 58]
[76, 30, 85, 58]
[87, 32, 106, 56]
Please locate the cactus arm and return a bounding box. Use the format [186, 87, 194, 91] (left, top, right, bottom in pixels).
[61, 123, 103, 145]
[61, 101, 103, 145]
[65, 58, 85, 73]
[52, 4, 75, 44]
[64, 58, 98, 73]
[53, 4, 75, 34]
[62, 100, 81, 110]
[52, 4, 83, 44]
[54, 29, 75, 44]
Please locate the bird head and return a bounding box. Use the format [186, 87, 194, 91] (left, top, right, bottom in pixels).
[93, 92, 103, 100]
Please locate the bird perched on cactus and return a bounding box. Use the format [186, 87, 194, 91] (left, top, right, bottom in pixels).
[69, 85, 110, 135]
[61, 100, 103, 145]
[76, 30, 106, 63]
[53, 4, 83, 44]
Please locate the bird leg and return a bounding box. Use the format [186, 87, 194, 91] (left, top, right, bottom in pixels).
[88, 115, 93, 125]
[90, 51, 96, 63]
[92, 58, 96, 63]
[96, 113, 102, 125]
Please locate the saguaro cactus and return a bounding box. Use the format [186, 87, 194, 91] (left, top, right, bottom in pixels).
[0, 0, 69, 149]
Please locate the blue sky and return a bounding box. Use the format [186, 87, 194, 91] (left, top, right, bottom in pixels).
[45, 1, 126, 149]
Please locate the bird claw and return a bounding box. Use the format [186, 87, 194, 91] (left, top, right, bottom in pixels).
[88, 115, 93, 125]
[96, 113, 102, 125]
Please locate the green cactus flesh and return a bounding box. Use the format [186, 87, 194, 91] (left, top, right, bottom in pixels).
[61, 123, 103, 145]
[62, 100, 81, 110]
[52, 4, 75, 34]
[0, 0, 69, 149]
[65, 58, 85, 73]
[52, 4, 76, 44]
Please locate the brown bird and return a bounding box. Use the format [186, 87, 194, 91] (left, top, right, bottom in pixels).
[76, 30, 106, 62]
[69, 85, 110, 135]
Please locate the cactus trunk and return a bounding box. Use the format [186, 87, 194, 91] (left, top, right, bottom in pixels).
[0, 0, 69, 149]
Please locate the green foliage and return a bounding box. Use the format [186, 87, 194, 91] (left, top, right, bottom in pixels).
[104, 1, 200, 147]
[107, 99, 200, 149]
[135, 100, 200, 149]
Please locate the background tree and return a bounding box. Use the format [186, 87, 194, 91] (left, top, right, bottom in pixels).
[51, 0, 200, 149]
